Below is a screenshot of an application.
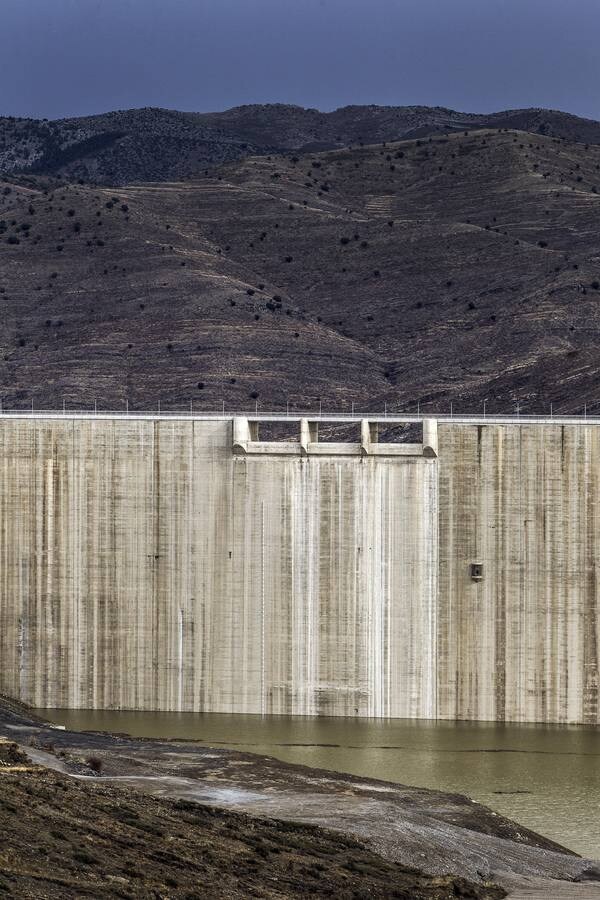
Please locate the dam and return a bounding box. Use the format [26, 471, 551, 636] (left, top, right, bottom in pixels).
[0, 412, 598, 725]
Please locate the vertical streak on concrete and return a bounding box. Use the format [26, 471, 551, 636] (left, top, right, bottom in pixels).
[290, 460, 319, 716]
[178, 607, 184, 712]
[426, 457, 439, 720]
[261, 498, 265, 716]
[583, 428, 600, 723]
[365, 460, 381, 717]
[438, 424, 600, 724]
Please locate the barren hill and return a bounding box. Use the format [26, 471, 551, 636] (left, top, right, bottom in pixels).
[1, 127, 600, 413]
[2, 103, 600, 185]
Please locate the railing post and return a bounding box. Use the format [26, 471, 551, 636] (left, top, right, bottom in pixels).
[423, 419, 438, 458]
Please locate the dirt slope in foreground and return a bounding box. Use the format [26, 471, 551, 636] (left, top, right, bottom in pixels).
[2, 697, 600, 898]
[0, 741, 502, 900]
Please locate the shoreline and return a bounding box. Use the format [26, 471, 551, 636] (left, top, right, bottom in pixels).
[1, 696, 599, 897]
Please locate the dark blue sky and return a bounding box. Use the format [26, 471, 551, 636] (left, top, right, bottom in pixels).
[2, 0, 599, 121]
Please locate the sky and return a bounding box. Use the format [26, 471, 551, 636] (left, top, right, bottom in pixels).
[2, 0, 600, 121]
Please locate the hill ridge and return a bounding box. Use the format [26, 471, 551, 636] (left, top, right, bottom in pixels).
[2, 103, 600, 185]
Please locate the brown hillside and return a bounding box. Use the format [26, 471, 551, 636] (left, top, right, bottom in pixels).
[1, 128, 600, 413]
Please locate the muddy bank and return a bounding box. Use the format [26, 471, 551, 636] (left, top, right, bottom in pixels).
[1, 697, 599, 897]
[0, 741, 504, 899]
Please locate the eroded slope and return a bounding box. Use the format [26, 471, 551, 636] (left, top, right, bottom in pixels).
[1, 129, 600, 411]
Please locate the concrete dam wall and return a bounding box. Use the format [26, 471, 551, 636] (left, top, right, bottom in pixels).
[0, 414, 598, 724]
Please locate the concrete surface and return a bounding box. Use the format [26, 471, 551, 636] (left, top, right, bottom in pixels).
[0, 414, 598, 724]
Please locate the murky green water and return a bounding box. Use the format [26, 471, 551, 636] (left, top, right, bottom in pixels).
[35, 710, 600, 859]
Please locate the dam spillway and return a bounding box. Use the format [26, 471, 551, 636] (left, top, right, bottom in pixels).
[0, 413, 598, 725]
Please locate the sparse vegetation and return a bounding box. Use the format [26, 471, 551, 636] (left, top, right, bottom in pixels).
[86, 756, 103, 773]
[1, 119, 600, 413]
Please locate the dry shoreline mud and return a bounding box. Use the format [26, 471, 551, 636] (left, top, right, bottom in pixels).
[1, 696, 599, 898]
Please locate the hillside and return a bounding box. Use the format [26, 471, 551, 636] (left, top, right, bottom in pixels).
[1, 127, 600, 413]
[2, 103, 600, 185]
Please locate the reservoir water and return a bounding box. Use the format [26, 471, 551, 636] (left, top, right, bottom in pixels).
[36, 710, 600, 859]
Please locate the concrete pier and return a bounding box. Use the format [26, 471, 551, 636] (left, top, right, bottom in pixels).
[0, 414, 597, 723]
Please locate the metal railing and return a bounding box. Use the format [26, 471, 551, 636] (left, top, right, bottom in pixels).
[1, 407, 600, 425]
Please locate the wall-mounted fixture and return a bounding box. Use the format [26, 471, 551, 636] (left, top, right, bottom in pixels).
[470, 562, 483, 582]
